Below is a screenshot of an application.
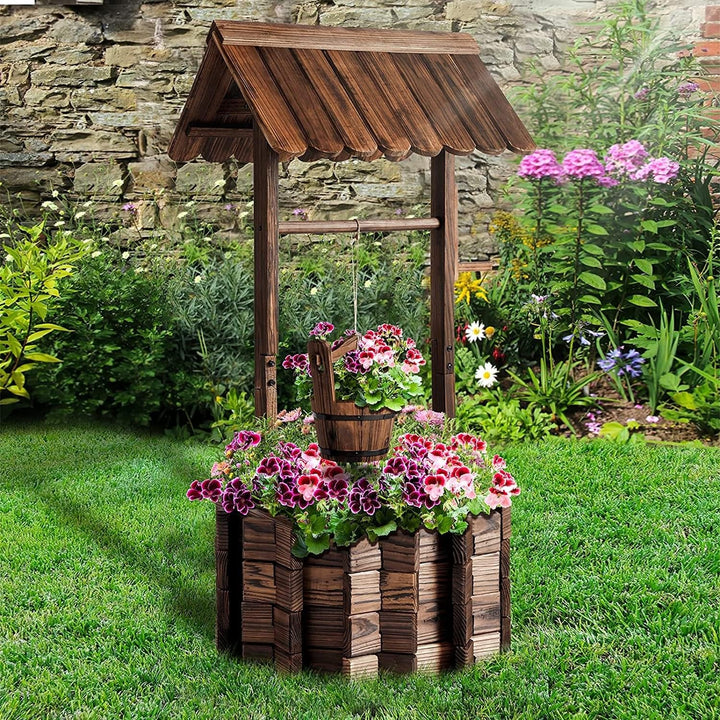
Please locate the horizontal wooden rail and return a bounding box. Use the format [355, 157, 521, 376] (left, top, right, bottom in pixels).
[186, 125, 253, 137]
[278, 218, 440, 235]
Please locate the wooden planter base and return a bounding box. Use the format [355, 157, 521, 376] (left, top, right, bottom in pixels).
[215, 506, 511, 677]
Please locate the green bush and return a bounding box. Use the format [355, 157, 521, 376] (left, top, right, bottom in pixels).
[31, 250, 196, 426]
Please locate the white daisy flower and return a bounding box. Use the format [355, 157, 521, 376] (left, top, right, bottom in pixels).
[465, 322, 486, 343]
[475, 362, 498, 388]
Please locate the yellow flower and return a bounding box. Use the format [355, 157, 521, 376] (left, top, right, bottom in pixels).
[485, 326, 496, 339]
[455, 272, 488, 305]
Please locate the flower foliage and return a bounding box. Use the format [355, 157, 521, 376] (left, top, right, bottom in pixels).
[283, 322, 425, 412]
[188, 414, 519, 556]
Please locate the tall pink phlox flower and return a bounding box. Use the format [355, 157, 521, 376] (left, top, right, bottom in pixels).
[604, 140, 649, 178]
[633, 157, 679, 184]
[562, 148, 607, 181]
[517, 149, 565, 183]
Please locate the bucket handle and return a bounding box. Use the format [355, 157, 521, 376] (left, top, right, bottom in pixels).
[307, 335, 358, 411]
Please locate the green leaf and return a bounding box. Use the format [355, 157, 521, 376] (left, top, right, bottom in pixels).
[672, 391, 697, 410]
[583, 244, 604, 256]
[587, 204, 614, 215]
[578, 272, 606, 290]
[304, 533, 331, 556]
[630, 274, 655, 290]
[580, 256, 603, 268]
[6, 333, 22, 358]
[641, 219, 658, 234]
[578, 294, 601, 304]
[23, 352, 61, 363]
[383, 397, 405, 412]
[26, 328, 55, 343]
[627, 295, 657, 308]
[628, 240, 646, 252]
[0, 397, 19, 406]
[585, 224, 609, 236]
[371, 520, 397, 538]
[634, 258, 653, 275]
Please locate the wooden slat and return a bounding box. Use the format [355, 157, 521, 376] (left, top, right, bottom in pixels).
[416, 641, 454, 672]
[379, 611, 417, 653]
[344, 612, 381, 657]
[303, 564, 344, 606]
[187, 126, 253, 138]
[378, 652, 417, 673]
[471, 511, 502, 555]
[242, 643, 274, 662]
[253, 125, 279, 421]
[501, 507, 512, 540]
[304, 606, 345, 647]
[472, 592, 501, 635]
[423, 54, 506, 155]
[242, 561, 275, 602]
[273, 607, 302, 655]
[304, 647, 343, 673]
[472, 632, 500, 660]
[168, 39, 234, 161]
[392, 53, 475, 155]
[381, 571, 418, 612]
[214, 21, 480, 55]
[275, 651, 303, 673]
[471, 553, 499, 597]
[274, 516, 303, 570]
[242, 602, 274, 644]
[342, 654, 379, 678]
[430, 150, 458, 417]
[293, 48, 378, 160]
[201, 137, 242, 163]
[259, 47, 345, 158]
[358, 52, 442, 157]
[326, 50, 411, 160]
[347, 537, 382, 573]
[346, 570, 381, 615]
[275, 565, 303, 613]
[418, 599, 450, 644]
[242, 509, 275, 561]
[278, 218, 439, 235]
[381, 531, 420, 573]
[220, 41, 307, 157]
[454, 53, 536, 153]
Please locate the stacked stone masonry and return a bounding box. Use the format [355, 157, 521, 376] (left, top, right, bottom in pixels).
[0, 0, 704, 258]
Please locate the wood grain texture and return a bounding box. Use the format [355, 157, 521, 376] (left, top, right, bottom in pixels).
[346, 570, 381, 615]
[381, 531, 420, 573]
[303, 564, 344, 606]
[345, 612, 381, 657]
[275, 565, 303, 613]
[293, 48, 377, 160]
[391, 53, 475, 155]
[242, 561, 275, 603]
[304, 606, 345, 648]
[453, 54, 536, 153]
[242, 509, 276, 561]
[168, 39, 234, 161]
[242, 643, 274, 662]
[422, 54, 506, 155]
[379, 611, 417, 653]
[501, 506, 512, 540]
[214, 21, 480, 55]
[358, 51, 442, 157]
[326, 50, 411, 160]
[417, 599, 450, 644]
[273, 607, 302, 655]
[347, 537, 382, 573]
[304, 647, 343, 673]
[471, 510, 502, 555]
[275, 651, 303, 673]
[242, 602, 274, 644]
[274, 516, 303, 570]
[416, 642, 454, 672]
[472, 632, 500, 660]
[253, 125, 279, 421]
[500, 539, 510, 580]
[278, 218, 439, 235]
[471, 553, 500, 597]
[216, 508, 242, 653]
[453, 598, 473, 647]
[220, 41, 307, 157]
[472, 592, 501, 635]
[342, 654, 379, 678]
[430, 150, 458, 417]
[259, 47, 345, 158]
[381, 571, 418, 612]
[378, 652, 417, 673]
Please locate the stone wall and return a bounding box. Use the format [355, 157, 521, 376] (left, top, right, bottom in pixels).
[0, 0, 703, 258]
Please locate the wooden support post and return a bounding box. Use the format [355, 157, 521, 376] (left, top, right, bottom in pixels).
[430, 150, 458, 417]
[253, 123, 279, 421]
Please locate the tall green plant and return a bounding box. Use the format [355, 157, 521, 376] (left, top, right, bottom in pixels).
[0, 221, 87, 405]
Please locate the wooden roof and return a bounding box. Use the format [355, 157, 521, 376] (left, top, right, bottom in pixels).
[168, 21, 534, 164]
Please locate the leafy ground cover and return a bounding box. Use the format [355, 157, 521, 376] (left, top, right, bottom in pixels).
[1, 422, 718, 720]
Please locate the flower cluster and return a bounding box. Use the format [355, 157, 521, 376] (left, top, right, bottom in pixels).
[284, 323, 425, 412]
[518, 141, 679, 186]
[598, 346, 646, 378]
[188, 420, 519, 556]
[455, 272, 488, 304]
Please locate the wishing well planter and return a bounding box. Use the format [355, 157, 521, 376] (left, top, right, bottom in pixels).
[215, 506, 511, 677]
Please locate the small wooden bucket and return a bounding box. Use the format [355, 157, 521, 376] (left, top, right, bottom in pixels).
[308, 336, 396, 463]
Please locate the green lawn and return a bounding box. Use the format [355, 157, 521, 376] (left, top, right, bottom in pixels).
[1, 421, 719, 720]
